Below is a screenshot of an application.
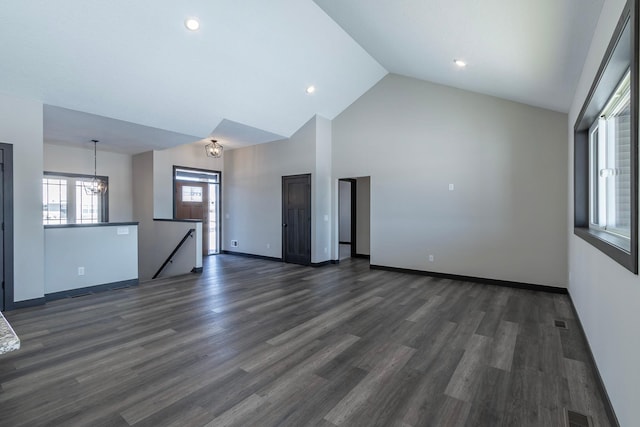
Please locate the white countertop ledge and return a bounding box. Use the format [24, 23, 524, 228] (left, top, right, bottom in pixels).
[0, 311, 20, 354]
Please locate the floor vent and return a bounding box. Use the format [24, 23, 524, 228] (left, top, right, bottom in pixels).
[554, 319, 568, 329]
[566, 409, 591, 427]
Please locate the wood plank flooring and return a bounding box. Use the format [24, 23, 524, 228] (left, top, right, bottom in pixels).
[0, 256, 613, 426]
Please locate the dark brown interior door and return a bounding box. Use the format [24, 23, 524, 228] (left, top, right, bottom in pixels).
[0, 150, 3, 310]
[282, 174, 311, 265]
[175, 181, 208, 256]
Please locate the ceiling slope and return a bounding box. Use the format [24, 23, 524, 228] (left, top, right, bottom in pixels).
[0, 0, 387, 150]
[314, 0, 604, 113]
[44, 105, 203, 155]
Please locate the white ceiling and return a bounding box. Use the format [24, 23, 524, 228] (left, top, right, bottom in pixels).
[44, 106, 287, 155]
[2, 0, 604, 153]
[0, 0, 386, 153]
[44, 105, 200, 154]
[313, 0, 604, 113]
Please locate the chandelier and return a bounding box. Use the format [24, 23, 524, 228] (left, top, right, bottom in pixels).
[205, 139, 223, 158]
[83, 139, 107, 194]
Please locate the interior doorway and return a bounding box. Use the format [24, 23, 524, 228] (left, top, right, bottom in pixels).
[338, 179, 356, 259]
[338, 176, 370, 261]
[174, 167, 221, 256]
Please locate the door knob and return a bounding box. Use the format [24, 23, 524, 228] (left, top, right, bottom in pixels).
[283, 224, 287, 227]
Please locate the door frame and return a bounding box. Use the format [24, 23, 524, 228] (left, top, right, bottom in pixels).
[338, 178, 357, 258]
[172, 165, 222, 256]
[282, 173, 312, 265]
[0, 143, 13, 311]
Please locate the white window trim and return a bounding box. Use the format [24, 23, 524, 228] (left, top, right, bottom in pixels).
[588, 71, 632, 240]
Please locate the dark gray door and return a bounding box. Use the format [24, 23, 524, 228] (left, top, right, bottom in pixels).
[282, 174, 311, 265]
[0, 150, 4, 310]
[0, 144, 13, 312]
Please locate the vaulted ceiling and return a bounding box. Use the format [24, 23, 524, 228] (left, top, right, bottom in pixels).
[0, 0, 604, 154]
[313, 0, 604, 113]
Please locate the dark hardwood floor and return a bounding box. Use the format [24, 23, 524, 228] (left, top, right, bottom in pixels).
[0, 256, 613, 426]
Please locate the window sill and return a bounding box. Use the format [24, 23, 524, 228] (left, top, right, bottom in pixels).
[44, 222, 139, 229]
[574, 227, 637, 273]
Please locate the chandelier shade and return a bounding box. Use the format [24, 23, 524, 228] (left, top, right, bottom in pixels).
[205, 139, 223, 158]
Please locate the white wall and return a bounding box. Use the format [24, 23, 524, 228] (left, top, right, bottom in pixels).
[132, 151, 154, 226]
[339, 180, 352, 242]
[223, 115, 331, 263]
[0, 93, 44, 303]
[332, 74, 568, 287]
[153, 141, 224, 219]
[43, 143, 133, 222]
[132, 152, 155, 280]
[143, 221, 202, 280]
[134, 145, 211, 280]
[224, 117, 316, 258]
[313, 115, 332, 263]
[568, 0, 637, 425]
[356, 176, 370, 255]
[45, 225, 138, 293]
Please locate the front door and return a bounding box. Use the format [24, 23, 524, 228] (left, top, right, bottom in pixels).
[282, 174, 311, 265]
[174, 167, 221, 256]
[175, 181, 209, 256]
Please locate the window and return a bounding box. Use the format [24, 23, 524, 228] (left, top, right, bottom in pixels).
[43, 173, 108, 225]
[574, 0, 638, 273]
[42, 177, 67, 224]
[181, 186, 203, 202]
[589, 71, 631, 238]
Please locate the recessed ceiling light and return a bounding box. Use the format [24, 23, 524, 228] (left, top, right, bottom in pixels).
[306, 85, 316, 94]
[185, 18, 200, 31]
[454, 59, 467, 68]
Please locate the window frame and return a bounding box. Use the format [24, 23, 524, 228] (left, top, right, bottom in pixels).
[574, 0, 639, 273]
[43, 171, 109, 225]
[588, 71, 632, 237]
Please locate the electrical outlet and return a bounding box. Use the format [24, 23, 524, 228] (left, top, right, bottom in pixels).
[266, 243, 271, 249]
[324, 247, 328, 253]
[428, 255, 434, 262]
[78, 267, 85, 276]
[448, 184, 454, 191]
[231, 240, 239, 247]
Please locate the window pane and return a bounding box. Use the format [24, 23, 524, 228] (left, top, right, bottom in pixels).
[182, 186, 203, 202]
[589, 71, 631, 239]
[590, 127, 600, 225]
[175, 169, 219, 183]
[76, 181, 99, 224]
[608, 97, 631, 236]
[42, 178, 68, 225]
